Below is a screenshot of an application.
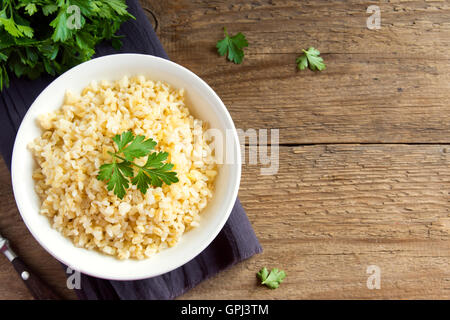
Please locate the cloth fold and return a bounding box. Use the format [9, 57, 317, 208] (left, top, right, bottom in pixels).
[0, 0, 262, 300]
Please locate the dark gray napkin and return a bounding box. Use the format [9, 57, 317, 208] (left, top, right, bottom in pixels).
[0, 0, 262, 300]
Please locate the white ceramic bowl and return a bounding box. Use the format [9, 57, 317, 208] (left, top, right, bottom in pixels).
[11, 54, 241, 280]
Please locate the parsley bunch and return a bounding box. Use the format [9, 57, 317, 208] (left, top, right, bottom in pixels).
[0, 0, 134, 90]
[97, 131, 178, 199]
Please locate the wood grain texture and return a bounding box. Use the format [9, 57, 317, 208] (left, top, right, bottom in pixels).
[181, 144, 450, 299]
[11, 257, 63, 300]
[1, 0, 450, 300]
[145, 0, 450, 143]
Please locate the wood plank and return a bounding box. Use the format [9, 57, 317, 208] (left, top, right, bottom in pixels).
[180, 144, 450, 299]
[1, 143, 449, 299]
[142, 0, 450, 143]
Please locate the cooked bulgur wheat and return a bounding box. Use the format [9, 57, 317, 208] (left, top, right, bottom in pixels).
[28, 76, 217, 260]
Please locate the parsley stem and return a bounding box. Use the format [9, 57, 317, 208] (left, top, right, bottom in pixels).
[108, 151, 144, 169]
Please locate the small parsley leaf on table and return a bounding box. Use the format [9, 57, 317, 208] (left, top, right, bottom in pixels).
[216, 27, 248, 64]
[257, 267, 286, 289]
[97, 131, 178, 199]
[296, 47, 326, 71]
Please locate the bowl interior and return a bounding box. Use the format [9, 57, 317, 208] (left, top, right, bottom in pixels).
[11, 54, 241, 280]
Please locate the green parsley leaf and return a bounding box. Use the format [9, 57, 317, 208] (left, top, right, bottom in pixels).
[121, 135, 157, 161]
[296, 47, 326, 71]
[257, 267, 286, 289]
[112, 131, 135, 152]
[24, 3, 38, 16]
[216, 27, 248, 64]
[144, 151, 168, 169]
[107, 0, 130, 16]
[16, 24, 33, 38]
[42, 4, 58, 16]
[130, 151, 178, 193]
[112, 131, 157, 161]
[116, 161, 134, 178]
[296, 55, 308, 70]
[0, 17, 22, 37]
[97, 132, 178, 199]
[141, 162, 179, 188]
[130, 169, 152, 195]
[97, 162, 131, 199]
[49, 8, 71, 42]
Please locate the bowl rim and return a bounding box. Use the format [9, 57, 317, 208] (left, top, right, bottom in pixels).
[10, 53, 241, 280]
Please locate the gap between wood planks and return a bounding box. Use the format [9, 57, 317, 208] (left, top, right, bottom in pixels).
[245, 143, 450, 146]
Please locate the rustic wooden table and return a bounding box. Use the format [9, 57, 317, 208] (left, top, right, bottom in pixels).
[1, 0, 450, 299]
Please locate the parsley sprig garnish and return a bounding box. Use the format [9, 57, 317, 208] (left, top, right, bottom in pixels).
[296, 47, 326, 71]
[216, 27, 248, 64]
[97, 131, 178, 199]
